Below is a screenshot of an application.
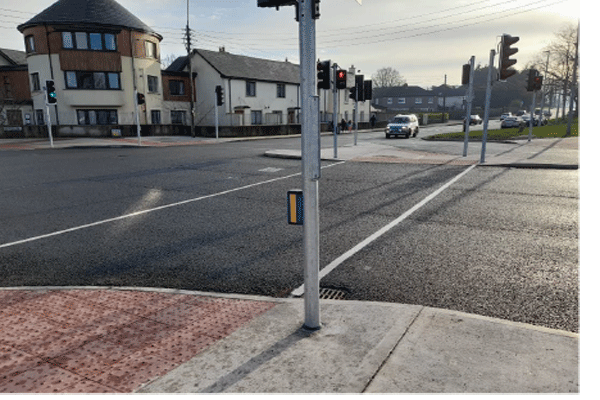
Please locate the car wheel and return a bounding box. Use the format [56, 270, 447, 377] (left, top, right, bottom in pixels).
[413, 128, 419, 137]
[386, 133, 390, 139]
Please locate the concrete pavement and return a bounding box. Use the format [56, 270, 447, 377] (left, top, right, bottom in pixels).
[0, 287, 579, 393]
[0, 132, 580, 393]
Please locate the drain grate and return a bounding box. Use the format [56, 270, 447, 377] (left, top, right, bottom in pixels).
[319, 288, 347, 300]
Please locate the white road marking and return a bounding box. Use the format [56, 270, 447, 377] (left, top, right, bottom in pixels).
[1, 162, 344, 250]
[291, 164, 477, 297]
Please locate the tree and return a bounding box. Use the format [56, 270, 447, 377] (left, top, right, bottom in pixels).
[371, 67, 406, 88]
[530, 22, 579, 119]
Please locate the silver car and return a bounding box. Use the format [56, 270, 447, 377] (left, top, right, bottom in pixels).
[501, 116, 523, 128]
[385, 114, 419, 138]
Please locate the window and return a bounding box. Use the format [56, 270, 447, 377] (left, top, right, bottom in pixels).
[25, 35, 35, 53]
[171, 110, 186, 124]
[168, 80, 185, 96]
[6, 110, 21, 126]
[107, 73, 120, 89]
[246, 81, 256, 97]
[31, 73, 40, 91]
[428, 97, 433, 104]
[93, 72, 106, 89]
[77, 109, 118, 125]
[62, 32, 74, 49]
[398, 98, 406, 104]
[147, 75, 159, 93]
[415, 97, 422, 104]
[251, 110, 262, 125]
[145, 41, 157, 59]
[35, 109, 44, 125]
[104, 34, 116, 51]
[151, 110, 161, 124]
[387, 98, 392, 105]
[90, 33, 103, 50]
[276, 83, 285, 98]
[75, 32, 88, 49]
[65, 71, 121, 90]
[62, 32, 117, 51]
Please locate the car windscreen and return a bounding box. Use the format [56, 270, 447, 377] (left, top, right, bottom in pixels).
[392, 117, 409, 123]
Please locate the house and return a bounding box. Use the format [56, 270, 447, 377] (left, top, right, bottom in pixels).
[372, 86, 439, 112]
[15, 0, 192, 136]
[3, 0, 373, 138]
[0, 48, 33, 131]
[431, 85, 467, 111]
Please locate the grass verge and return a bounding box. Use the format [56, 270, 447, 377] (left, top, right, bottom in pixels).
[425, 118, 578, 141]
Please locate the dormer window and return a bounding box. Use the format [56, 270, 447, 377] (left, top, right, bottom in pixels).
[145, 41, 157, 59]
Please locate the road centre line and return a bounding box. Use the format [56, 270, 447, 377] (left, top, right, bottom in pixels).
[0, 162, 342, 250]
[291, 164, 477, 297]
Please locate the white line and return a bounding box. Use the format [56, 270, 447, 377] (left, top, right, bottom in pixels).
[1, 161, 345, 250]
[291, 164, 477, 297]
[1, 172, 306, 250]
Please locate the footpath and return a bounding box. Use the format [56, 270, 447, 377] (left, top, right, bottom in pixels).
[0, 133, 579, 393]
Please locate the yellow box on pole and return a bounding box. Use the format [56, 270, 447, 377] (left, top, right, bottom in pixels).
[287, 190, 303, 225]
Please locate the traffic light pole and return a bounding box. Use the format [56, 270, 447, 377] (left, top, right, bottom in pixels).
[529, 91, 536, 142]
[463, 56, 475, 157]
[332, 63, 338, 159]
[480, 49, 495, 164]
[298, 0, 321, 330]
[45, 104, 54, 148]
[215, 91, 219, 139]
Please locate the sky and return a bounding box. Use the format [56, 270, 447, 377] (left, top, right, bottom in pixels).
[0, 0, 581, 88]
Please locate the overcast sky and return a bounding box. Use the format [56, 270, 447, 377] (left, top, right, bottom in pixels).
[0, 0, 581, 87]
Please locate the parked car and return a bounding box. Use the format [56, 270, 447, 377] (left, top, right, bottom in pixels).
[500, 112, 512, 120]
[501, 116, 524, 128]
[385, 114, 419, 138]
[463, 115, 482, 125]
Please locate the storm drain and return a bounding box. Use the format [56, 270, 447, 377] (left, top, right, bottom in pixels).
[319, 288, 347, 300]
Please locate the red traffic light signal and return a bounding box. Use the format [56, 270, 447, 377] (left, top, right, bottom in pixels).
[533, 75, 543, 91]
[499, 34, 519, 80]
[336, 69, 347, 90]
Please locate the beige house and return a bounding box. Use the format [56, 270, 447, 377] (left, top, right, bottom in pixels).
[16, 0, 190, 136]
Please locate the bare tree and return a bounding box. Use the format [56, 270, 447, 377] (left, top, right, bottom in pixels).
[530, 23, 579, 119]
[371, 67, 406, 88]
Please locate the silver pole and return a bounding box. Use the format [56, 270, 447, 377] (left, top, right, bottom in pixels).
[529, 91, 536, 142]
[480, 49, 495, 164]
[298, 0, 320, 330]
[215, 90, 219, 139]
[45, 104, 54, 148]
[332, 63, 338, 159]
[463, 56, 475, 157]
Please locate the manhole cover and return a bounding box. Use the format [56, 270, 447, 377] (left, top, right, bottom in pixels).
[319, 288, 347, 300]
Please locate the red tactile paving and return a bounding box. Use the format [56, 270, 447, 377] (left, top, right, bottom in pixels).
[0, 289, 276, 393]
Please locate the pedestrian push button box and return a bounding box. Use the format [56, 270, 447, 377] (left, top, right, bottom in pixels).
[287, 190, 304, 225]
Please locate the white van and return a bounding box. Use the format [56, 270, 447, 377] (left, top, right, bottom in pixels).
[385, 114, 419, 138]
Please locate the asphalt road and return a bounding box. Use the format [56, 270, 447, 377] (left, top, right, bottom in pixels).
[0, 136, 578, 332]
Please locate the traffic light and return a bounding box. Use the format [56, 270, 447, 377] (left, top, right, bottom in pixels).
[355, 74, 364, 101]
[45, 80, 57, 104]
[499, 34, 519, 80]
[335, 69, 347, 90]
[317, 60, 331, 90]
[137, 92, 145, 105]
[533, 75, 543, 91]
[461, 64, 471, 85]
[215, 85, 224, 106]
[363, 80, 372, 101]
[349, 86, 356, 100]
[527, 69, 538, 92]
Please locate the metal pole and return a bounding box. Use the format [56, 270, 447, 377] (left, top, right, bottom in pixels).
[298, 0, 320, 330]
[463, 56, 475, 157]
[353, 97, 358, 145]
[45, 104, 54, 148]
[332, 63, 338, 159]
[480, 49, 495, 164]
[215, 90, 219, 139]
[134, 89, 141, 146]
[529, 91, 536, 142]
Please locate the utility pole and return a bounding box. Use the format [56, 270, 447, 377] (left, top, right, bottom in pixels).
[186, 0, 196, 137]
[332, 63, 339, 159]
[442, 74, 447, 123]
